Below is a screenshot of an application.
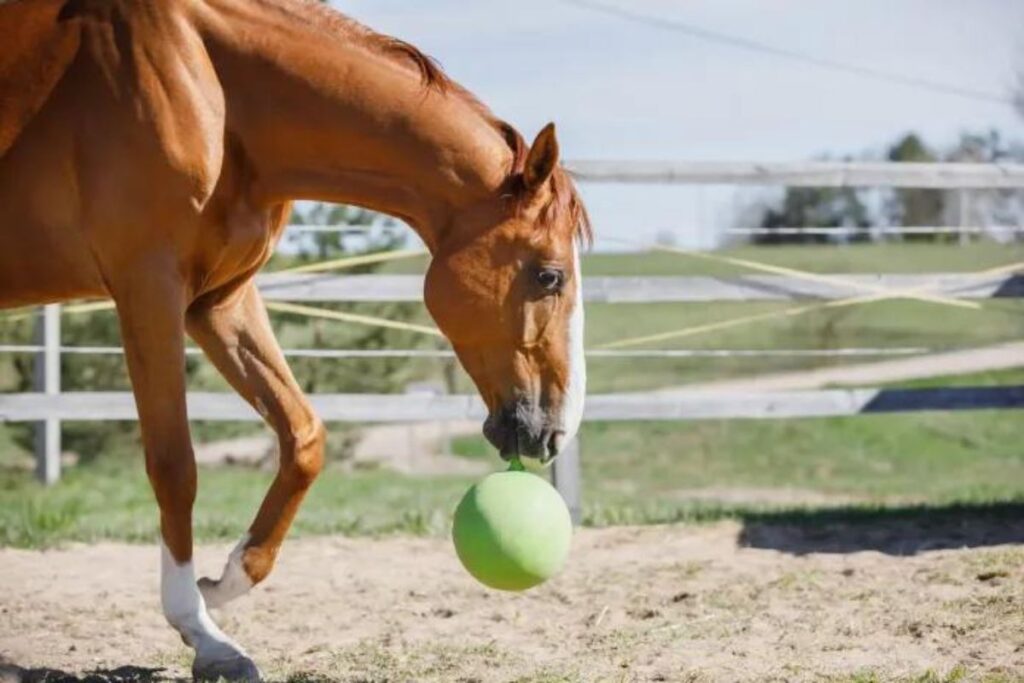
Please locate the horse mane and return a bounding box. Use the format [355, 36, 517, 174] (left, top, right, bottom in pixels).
[274, 0, 451, 91]
[296, 0, 592, 246]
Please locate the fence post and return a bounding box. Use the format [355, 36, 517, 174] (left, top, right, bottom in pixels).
[33, 304, 61, 485]
[551, 436, 582, 525]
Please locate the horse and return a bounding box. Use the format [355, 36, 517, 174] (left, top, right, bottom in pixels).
[0, 0, 590, 679]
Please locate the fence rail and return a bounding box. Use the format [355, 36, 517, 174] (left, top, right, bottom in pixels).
[3, 386, 1023, 423]
[255, 272, 1024, 303]
[564, 160, 1024, 188]
[724, 226, 1024, 236]
[6, 159, 1024, 507]
[290, 224, 1024, 237]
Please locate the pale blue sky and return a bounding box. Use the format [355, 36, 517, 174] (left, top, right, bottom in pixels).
[333, 0, 1024, 250]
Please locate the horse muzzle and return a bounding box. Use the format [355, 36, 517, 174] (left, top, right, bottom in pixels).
[483, 399, 565, 463]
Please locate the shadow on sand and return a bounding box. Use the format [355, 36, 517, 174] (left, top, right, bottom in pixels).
[738, 500, 1024, 556]
[0, 663, 341, 683]
[0, 664, 173, 683]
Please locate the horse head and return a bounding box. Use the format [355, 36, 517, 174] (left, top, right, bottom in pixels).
[424, 123, 590, 463]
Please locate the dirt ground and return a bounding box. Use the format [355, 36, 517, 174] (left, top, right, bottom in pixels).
[1, 520, 1022, 683]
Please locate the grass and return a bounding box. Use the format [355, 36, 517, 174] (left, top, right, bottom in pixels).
[15, 294, 1017, 396]
[576, 242, 1024, 392]
[578, 241, 1023, 276]
[0, 442, 474, 548]
[582, 299, 1024, 392]
[1, 243, 1023, 547]
[381, 241, 1024, 276]
[888, 366, 1024, 388]
[386, 243, 1024, 393]
[830, 668, 1024, 683]
[12, 244, 1017, 396]
[457, 407, 1024, 527]
[3, 390, 1023, 548]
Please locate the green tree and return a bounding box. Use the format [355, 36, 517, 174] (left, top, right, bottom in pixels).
[746, 129, 1023, 245]
[285, 202, 388, 262]
[883, 133, 944, 239]
[276, 202, 438, 396]
[753, 159, 872, 245]
[946, 129, 1024, 240]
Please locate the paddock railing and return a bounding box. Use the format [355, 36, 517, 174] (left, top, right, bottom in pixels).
[3, 160, 1024, 524]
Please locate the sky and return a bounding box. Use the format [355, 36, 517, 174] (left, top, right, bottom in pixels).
[331, 0, 1024, 250]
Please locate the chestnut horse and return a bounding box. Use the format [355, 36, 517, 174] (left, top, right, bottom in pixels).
[0, 0, 589, 679]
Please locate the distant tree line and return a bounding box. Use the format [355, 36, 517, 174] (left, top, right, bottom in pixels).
[747, 129, 1024, 245]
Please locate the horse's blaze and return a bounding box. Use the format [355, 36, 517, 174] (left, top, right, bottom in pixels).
[559, 243, 586, 450]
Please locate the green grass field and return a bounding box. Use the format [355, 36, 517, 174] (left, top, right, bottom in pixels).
[2, 406, 1023, 548]
[386, 241, 1024, 393]
[7, 242, 1019, 395]
[3, 363, 1023, 548]
[0, 456, 471, 547]
[1, 243, 1023, 548]
[381, 241, 1024, 276]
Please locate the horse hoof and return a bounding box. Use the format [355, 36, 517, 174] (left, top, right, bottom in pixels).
[192, 654, 261, 682]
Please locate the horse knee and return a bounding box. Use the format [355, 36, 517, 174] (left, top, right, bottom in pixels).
[279, 417, 325, 487]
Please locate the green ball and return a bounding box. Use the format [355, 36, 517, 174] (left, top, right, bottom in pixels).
[452, 468, 572, 591]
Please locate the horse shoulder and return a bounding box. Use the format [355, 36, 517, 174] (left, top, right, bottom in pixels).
[121, 2, 228, 209]
[0, 0, 81, 159]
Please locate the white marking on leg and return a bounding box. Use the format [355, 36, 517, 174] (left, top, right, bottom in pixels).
[161, 542, 248, 662]
[559, 243, 586, 450]
[199, 534, 256, 610]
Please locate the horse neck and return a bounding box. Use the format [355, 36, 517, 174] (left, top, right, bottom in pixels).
[199, 0, 513, 252]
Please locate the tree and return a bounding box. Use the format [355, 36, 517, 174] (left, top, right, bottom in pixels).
[743, 128, 1023, 245]
[272, 203, 436, 397]
[285, 202, 388, 262]
[946, 129, 1024, 241]
[883, 133, 944, 240]
[746, 153, 872, 245]
[754, 184, 872, 245]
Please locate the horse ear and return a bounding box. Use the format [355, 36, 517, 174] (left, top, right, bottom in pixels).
[523, 122, 560, 190]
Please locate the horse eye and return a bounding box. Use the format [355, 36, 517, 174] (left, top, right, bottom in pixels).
[536, 267, 564, 292]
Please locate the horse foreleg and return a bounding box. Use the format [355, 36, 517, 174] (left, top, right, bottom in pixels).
[115, 272, 259, 682]
[186, 282, 325, 608]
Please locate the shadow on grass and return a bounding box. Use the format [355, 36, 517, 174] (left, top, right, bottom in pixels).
[0, 663, 173, 683]
[738, 500, 1024, 556]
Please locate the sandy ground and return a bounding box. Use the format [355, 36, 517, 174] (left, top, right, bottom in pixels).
[2, 520, 1023, 683]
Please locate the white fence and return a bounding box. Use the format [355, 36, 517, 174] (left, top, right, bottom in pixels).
[254, 272, 1023, 303]
[4, 160, 1024, 521]
[4, 386, 1023, 424]
[564, 160, 1024, 188]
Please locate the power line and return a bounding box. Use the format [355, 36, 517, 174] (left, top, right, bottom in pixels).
[559, 0, 1013, 106]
